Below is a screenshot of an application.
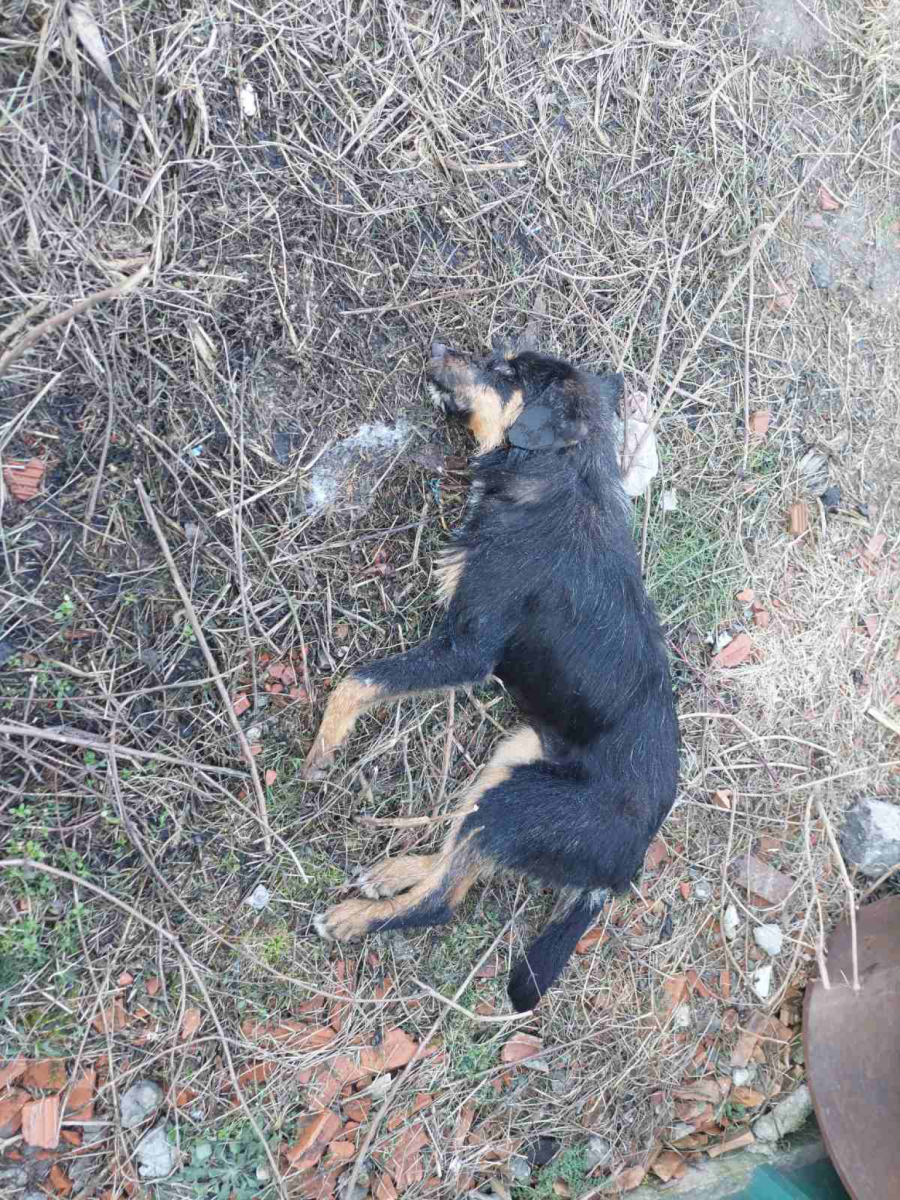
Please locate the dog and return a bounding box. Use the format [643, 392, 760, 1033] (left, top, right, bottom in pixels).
[305, 343, 679, 1011]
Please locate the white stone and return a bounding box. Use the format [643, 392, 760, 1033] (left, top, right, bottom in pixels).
[723, 903, 741, 940]
[239, 82, 258, 118]
[673, 1003, 692, 1029]
[662, 488, 678, 511]
[752, 963, 773, 1000]
[120, 1080, 163, 1129]
[753, 924, 783, 956]
[754, 1085, 813, 1142]
[245, 883, 271, 911]
[135, 1124, 177, 1179]
[732, 1067, 757, 1087]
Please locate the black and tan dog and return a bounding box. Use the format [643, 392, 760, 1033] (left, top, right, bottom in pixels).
[306, 343, 679, 1011]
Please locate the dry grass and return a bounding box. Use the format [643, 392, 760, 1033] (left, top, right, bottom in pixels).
[1, 0, 899, 1196]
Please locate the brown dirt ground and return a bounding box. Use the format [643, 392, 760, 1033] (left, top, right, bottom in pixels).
[1, 1, 899, 1198]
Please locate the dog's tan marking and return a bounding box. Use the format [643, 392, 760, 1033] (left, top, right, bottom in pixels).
[314, 725, 543, 939]
[304, 677, 383, 773]
[466, 386, 524, 452]
[433, 548, 466, 605]
[357, 854, 439, 899]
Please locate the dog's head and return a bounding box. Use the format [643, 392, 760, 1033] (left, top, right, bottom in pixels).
[426, 343, 623, 454]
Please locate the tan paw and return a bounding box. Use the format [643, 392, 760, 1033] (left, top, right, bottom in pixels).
[313, 898, 379, 941]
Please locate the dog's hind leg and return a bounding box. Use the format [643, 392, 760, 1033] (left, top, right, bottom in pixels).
[314, 727, 542, 938]
[304, 629, 493, 775]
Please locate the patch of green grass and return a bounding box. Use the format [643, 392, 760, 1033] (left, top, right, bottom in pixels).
[641, 507, 740, 632]
[514, 1146, 591, 1199]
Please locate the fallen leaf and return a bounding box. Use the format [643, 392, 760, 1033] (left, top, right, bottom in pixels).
[264, 769, 277, 786]
[645, 838, 668, 870]
[180, 1007, 202, 1041]
[146, 976, 162, 996]
[651, 1150, 686, 1182]
[360, 1027, 424, 1073]
[237, 1061, 276, 1086]
[49, 1162, 73, 1195]
[3, 457, 45, 502]
[375, 1175, 398, 1200]
[383, 1123, 429, 1191]
[818, 185, 841, 212]
[720, 970, 731, 999]
[232, 694, 251, 717]
[730, 1012, 768, 1068]
[0, 1088, 29, 1137]
[91, 999, 127, 1033]
[707, 1130, 755, 1157]
[173, 1087, 199, 1107]
[732, 1086, 766, 1107]
[284, 1110, 343, 1171]
[617, 410, 659, 498]
[712, 633, 752, 668]
[117, 971, 134, 987]
[334, 622, 350, 640]
[748, 410, 769, 436]
[575, 925, 608, 954]
[735, 588, 755, 604]
[501, 1033, 543, 1064]
[69, 2, 117, 85]
[729, 854, 793, 905]
[767, 279, 797, 313]
[552, 1181, 572, 1197]
[788, 501, 809, 537]
[344, 1095, 372, 1123]
[22, 1095, 60, 1149]
[23, 1058, 67, 1090]
[679, 882, 691, 900]
[615, 1165, 646, 1191]
[753, 609, 771, 628]
[451, 1103, 476, 1149]
[327, 1140, 355, 1162]
[803, 212, 826, 229]
[662, 975, 688, 1016]
[65, 1069, 96, 1121]
[712, 789, 732, 810]
[0, 1057, 26, 1088]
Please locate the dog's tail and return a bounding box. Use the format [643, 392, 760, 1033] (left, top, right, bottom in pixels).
[507, 888, 607, 1012]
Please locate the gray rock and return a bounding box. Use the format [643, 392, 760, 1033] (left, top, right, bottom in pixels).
[585, 1136, 613, 1171]
[693, 879, 713, 902]
[509, 1154, 531, 1181]
[753, 923, 783, 956]
[752, 963, 773, 999]
[0, 1167, 27, 1188]
[723, 903, 741, 940]
[841, 798, 900, 878]
[135, 1123, 177, 1179]
[753, 1085, 813, 1142]
[810, 258, 833, 289]
[120, 1079, 164, 1129]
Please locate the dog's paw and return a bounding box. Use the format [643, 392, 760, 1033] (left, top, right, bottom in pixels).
[312, 898, 377, 941]
[354, 866, 391, 899]
[302, 748, 334, 780]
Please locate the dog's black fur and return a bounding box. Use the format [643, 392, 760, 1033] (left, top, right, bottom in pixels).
[307, 344, 679, 1011]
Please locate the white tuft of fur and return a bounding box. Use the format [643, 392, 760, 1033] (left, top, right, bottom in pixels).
[426, 381, 445, 411]
[354, 869, 381, 899]
[313, 913, 334, 941]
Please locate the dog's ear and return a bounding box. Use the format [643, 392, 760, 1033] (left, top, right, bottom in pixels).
[508, 404, 590, 450]
[583, 370, 625, 411]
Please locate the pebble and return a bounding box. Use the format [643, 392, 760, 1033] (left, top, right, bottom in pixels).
[135, 1124, 177, 1179]
[245, 883, 271, 911]
[673, 1003, 692, 1030]
[509, 1155, 531, 1181]
[753, 924, 783, 956]
[752, 964, 773, 1000]
[585, 1136, 613, 1171]
[723, 903, 741, 940]
[753, 1085, 813, 1142]
[732, 1067, 756, 1087]
[840, 798, 900, 878]
[693, 879, 713, 902]
[120, 1080, 163, 1129]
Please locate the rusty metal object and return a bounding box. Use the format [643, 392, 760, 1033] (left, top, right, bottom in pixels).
[803, 895, 900, 1200]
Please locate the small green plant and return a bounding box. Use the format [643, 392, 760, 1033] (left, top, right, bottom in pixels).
[54, 594, 75, 622]
[514, 1146, 590, 1199]
[178, 1125, 272, 1200]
